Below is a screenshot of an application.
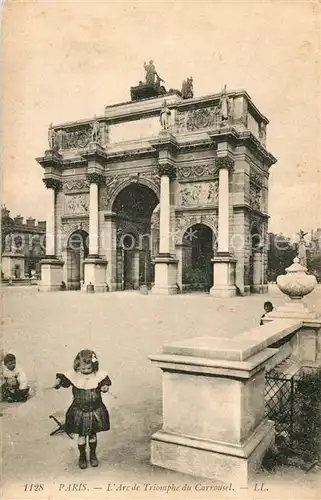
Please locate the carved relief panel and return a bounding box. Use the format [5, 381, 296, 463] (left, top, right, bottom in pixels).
[63, 177, 90, 194]
[53, 122, 108, 151]
[64, 194, 89, 215]
[249, 172, 263, 212]
[178, 181, 218, 207]
[176, 163, 218, 180]
[176, 99, 235, 133]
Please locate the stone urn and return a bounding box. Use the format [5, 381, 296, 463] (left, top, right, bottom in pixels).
[277, 257, 316, 301]
[267, 257, 318, 320]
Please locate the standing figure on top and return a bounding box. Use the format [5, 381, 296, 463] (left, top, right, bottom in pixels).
[91, 117, 101, 144]
[144, 60, 157, 85]
[219, 84, 229, 123]
[160, 100, 171, 131]
[181, 77, 194, 99]
[48, 123, 57, 150]
[297, 230, 308, 267]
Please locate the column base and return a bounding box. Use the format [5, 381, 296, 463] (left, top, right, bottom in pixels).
[151, 254, 178, 295]
[265, 299, 317, 321]
[251, 284, 269, 294]
[39, 258, 64, 292]
[210, 285, 237, 297]
[151, 420, 274, 487]
[210, 253, 237, 298]
[83, 257, 108, 293]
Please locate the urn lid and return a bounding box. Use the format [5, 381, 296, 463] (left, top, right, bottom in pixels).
[285, 257, 307, 274]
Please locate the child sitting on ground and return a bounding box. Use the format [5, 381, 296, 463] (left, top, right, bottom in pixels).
[1, 353, 30, 402]
[260, 301, 274, 325]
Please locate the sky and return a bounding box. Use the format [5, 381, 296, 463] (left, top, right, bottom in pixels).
[2, 0, 321, 236]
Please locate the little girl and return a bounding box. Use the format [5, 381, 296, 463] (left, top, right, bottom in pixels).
[55, 349, 111, 469]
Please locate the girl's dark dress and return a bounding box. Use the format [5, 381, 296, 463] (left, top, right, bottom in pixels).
[56, 370, 111, 436]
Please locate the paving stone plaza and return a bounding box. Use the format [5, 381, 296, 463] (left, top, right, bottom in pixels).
[2, 286, 321, 498]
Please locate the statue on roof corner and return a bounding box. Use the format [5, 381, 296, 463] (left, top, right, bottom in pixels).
[91, 116, 101, 144]
[48, 123, 57, 150]
[160, 100, 171, 131]
[181, 77, 194, 99]
[219, 84, 229, 123]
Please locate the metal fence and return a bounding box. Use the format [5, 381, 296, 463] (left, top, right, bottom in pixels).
[265, 366, 321, 447]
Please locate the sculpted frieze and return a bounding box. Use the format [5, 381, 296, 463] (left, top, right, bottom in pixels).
[177, 107, 219, 132]
[177, 163, 218, 180]
[54, 125, 92, 151]
[63, 178, 90, 193]
[250, 172, 263, 188]
[179, 181, 218, 207]
[249, 184, 262, 211]
[65, 194, 89, 215]
[176, 98, 235, 133]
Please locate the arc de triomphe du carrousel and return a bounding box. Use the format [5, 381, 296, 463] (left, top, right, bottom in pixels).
[36, 64, 277, 294]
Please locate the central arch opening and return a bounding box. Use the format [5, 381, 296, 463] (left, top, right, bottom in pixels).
[112, 183, 159, 290]
[182, 224, 214, 292]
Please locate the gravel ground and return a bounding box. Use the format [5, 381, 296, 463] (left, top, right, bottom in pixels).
[1, 286, 321, 500]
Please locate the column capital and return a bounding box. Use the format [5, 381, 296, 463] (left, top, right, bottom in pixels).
[158, 161, 176, 179]
[43, 177, 63, 191]
[87, 172, 105, 185]
[216, 156, 234, 170]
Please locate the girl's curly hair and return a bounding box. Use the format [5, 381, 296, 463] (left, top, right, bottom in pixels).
[73, 349, 99, 373]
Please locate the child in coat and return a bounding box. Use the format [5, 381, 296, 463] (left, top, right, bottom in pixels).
[55, 349, 111, 469]
[260, 301, 274, 325]
[1, 353, 30, 402]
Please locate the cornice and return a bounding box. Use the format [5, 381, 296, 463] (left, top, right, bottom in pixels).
[61, 158, 88, 169]
[175, 206, 218, 214]
[106, 147, 157, 162]
[36, 151, 63, 170]
[238, 131, 277, 167]
[149, 133, 179, 154]
[80, 143, 108, 163]
[232, 204, 269, 219]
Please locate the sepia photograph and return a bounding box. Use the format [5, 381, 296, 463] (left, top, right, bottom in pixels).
[1, 1, 321, 499]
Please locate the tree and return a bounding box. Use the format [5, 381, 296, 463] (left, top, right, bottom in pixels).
[267, 233, 297, 282]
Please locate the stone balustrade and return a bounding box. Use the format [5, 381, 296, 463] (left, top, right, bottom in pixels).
[149, 316, 321, 486]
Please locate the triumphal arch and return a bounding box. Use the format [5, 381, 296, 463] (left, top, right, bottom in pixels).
[36, 67, 276, 295]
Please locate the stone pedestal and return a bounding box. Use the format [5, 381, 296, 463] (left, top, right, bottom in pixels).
[151, 254, 178, 295]
[266, 300, 317, 321]
[210, 252, 237, 297]
[39, 258, 64, 292]
[148, 324, 301, 485]
[83, 257, 108, 292]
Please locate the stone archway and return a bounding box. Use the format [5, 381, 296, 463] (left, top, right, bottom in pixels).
[66, 229, 89, 290]
[112, 183, 159, 290]
[181, 223, 214, 292]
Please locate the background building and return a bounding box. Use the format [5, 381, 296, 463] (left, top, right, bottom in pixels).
[1, 206, 46, 279]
